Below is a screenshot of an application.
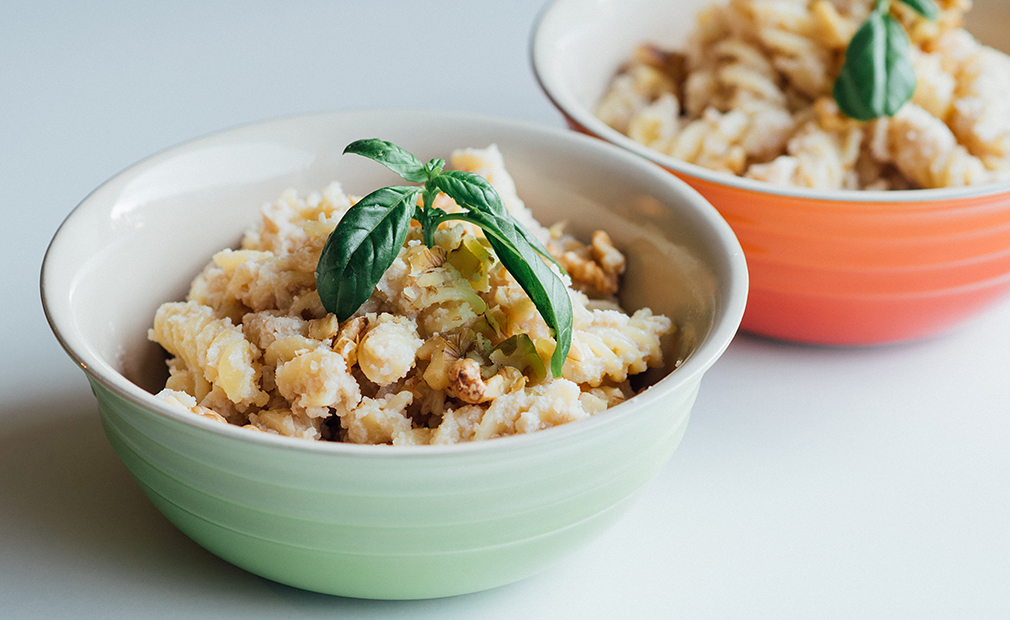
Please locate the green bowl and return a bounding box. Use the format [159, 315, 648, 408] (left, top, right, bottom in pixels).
[42, 109, 747, 599]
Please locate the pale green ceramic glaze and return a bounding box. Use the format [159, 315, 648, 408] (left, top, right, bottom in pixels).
[43, 110, 747, 599]
[93, 376, 695, 598]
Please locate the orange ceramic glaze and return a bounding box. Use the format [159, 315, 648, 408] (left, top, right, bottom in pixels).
[562, 117, 1010, 344]
[675, 174, 1010, 344]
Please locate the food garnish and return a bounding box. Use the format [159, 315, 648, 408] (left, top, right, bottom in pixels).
[315, 139, 573, 378]
[833, 0, 939, 120]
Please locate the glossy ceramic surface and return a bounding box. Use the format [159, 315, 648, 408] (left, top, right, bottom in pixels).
[532, 0, 1010, 345]
[42, 109, 747, 599]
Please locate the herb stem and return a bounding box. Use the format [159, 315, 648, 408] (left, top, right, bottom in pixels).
[418, 188, 438, 248]
[324, 138, 574, 378]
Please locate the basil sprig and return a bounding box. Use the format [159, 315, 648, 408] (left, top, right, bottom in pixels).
[833, 0, 939, 121]
[315, 139, 573, 378]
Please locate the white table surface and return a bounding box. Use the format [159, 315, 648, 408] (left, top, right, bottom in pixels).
[4, 1, 1009, 618]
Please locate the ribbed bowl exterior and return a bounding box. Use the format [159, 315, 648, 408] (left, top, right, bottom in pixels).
[92, 377, 695, 599]
[676, 174, 1010, 345]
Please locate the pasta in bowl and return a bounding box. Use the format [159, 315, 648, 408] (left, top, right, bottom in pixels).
[147, 143, 676, 445]
[533, 0, 1010, 344]
[42, 110, 746, 598]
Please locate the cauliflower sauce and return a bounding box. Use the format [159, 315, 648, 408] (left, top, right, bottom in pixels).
[148, 146, 676, 444]
[596, 0, 1010, 190]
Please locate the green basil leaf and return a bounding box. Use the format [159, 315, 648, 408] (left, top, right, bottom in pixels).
[881, 14, 917, 116]
[426, 158, 446, 177]
[833, 12, 916, 120]
[440, 208, 573, 378]
[432, 169, 565, 273]
[432, 169, 508, 216]
[315, 186, 419, 320]
[343, 139, 429, 183]
[898, 0, 939, 20]
[332, 138, 574, 377]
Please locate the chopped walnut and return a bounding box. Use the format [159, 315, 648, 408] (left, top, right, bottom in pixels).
[554, 230, 627, 297]
[419, 332, 470, 391]
[332, 316, 368, 367]
[449, 358, 493, 404]
[405, 245, 446, 271]
[308, 314, 340, 342]
[448, 358, 527, 405]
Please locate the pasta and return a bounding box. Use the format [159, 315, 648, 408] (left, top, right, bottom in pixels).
[595, 0, 1010, 189]
[148, 146, 676, 444]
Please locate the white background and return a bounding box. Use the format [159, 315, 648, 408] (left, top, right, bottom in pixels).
[3, 1, 1009, 618]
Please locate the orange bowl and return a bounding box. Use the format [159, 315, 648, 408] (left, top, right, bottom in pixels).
[532, 0, 1010, 345]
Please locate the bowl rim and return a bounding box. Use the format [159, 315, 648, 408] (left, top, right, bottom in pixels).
[41, 107, 747, 458]
[529, 0, 1010, 203]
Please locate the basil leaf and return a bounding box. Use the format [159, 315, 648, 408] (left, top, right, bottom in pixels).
[426, 158, 446, 177]
[433, 169, 565, 273]
[880, 15, 917, 116]
[441, 208, 573, 378]
[833, 12, 916, 121]
[343, 139, 429, 183]
[337, 138, 574, 378]
[432, 170, 508, 216]
[899, 0, 939, 20]
[315, 186, 419, 320]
